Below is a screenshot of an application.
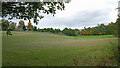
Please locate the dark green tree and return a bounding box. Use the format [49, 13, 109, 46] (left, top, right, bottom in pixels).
[92, 27, 99, 35]
[1, 19, 10, 30]
[6, 29, 12, 37]
[33, 26, 37, 31]
[63, 28, 76, 36]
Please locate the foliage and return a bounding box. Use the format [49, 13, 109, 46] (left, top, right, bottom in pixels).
[6, 29, 12, 36]
[62, 28, 77, 36]
[27, 21, 32, 30]
[1, 19, 10, 30]
[32, 26, 37, 31]
[2, 2, 68, 24]
[10, 22, 16, 31]
[18, 20, 26, 31]
[37, 28, 61, 33]
[74, 29, 79, 35]
[80, 22, 116, 36]
[54, 29, 61, 33]
[18, 20, 25, 28]
[1, 18, 118, 37]
[0, 19, 17, 31]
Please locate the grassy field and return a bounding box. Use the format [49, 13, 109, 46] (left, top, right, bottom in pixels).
[2, 31, 118, 66]
[65, 35, 115, 39]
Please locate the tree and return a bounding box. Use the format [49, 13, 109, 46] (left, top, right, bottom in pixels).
[1, 19, 10, 30]
[100, 26, 107, 35]
[38, 28, 41, 32]
[63, 28, 76, 36]
[98, 23, 106, 35]
[86, 27, 91, 35]
[74, 29, 79, 35]
[33, 26, 37, 31]
[89, 29, 92, 35]
[2, 2, 70, 24]
[92, 27, 99, 35]
[84, 30, 89, 35]
[43, 28, 48, 32]
[27, 21, 32, 30]
[18, 20, 25, 31]
[10, 22, 16, 30]
[107, 22, 115, 35]
[6, 29, 12, 37]
[54, 29, 61, 33]
[46, 28, 54, 33]
[80, 29, 84, 35]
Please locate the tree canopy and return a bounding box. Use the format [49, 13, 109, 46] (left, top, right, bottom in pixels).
[2, 2, 70, 24]
[1, 19, 10, 30]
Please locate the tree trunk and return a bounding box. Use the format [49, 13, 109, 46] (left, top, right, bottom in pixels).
[29, 20, 31, 23]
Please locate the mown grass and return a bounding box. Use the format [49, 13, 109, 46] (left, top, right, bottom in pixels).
[2, 31, 118, 66]
[65, 35, 115, 39]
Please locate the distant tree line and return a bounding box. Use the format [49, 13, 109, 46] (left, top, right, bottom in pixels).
[80, 22, 115, 35]
[80, 18, 119, 37]
[0, 18, 119, 37]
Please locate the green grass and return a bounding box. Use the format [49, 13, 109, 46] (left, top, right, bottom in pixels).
[2, 31, 118, 66]
[65, 35, 115, 39]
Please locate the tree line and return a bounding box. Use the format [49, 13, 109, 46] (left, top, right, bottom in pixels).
[0, 18, 119, 37]
[1, 2, 119, 37]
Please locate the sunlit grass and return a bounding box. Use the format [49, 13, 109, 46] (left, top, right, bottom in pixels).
[65, 35, 115, 39]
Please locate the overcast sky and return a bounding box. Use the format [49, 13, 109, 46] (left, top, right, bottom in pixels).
[2, 0, 119, 30]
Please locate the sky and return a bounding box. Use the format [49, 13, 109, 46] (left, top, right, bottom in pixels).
[1, 0, 119, 30]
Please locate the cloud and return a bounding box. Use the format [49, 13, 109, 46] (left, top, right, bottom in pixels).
[1, 0, 118, 30]
[36, 0, 118, 30]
